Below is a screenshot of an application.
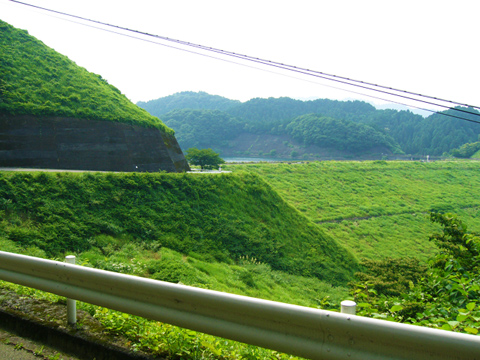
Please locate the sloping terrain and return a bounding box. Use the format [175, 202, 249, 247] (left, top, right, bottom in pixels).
[226, 161, 480, 261]
[0, 20, 188, 172]
[0, 20, 169, 131]
[0, 171, 357, 285]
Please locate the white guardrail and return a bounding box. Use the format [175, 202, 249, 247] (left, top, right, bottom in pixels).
[0, 251, 480, 360]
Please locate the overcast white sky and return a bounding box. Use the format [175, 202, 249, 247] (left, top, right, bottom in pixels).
[1, 0, 479, 111]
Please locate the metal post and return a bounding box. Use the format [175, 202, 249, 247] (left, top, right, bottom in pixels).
[341, 300, 356, 315]
[65, 255, 76, 325]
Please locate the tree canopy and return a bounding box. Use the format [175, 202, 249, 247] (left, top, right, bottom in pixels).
[159, 109, 244, 151]
[137, 91, 241, 116]
[450, 138, 480, 158]
[185, 148, 225, 170]
[286, 114, 402, 153]
[136, 91, 480, 158]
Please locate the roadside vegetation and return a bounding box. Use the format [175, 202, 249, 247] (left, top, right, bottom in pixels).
[352, 213, 480, 335]
[0, 245, 346, 359]
[185, 147, 225, 170]
[2, 161, 480, 357]
[0, 170, 353, 359]
[0, 171, 356, 284]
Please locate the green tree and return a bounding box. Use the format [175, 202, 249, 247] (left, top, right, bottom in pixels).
[185, 148, 225, 170]
[353, 213, 480, 334]
[450, 141, 480, 158]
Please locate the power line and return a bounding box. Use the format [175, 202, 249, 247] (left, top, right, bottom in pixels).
[27, 8, 458, 120]
[146, 35, 480, 116]
[6, 0, 480, 125]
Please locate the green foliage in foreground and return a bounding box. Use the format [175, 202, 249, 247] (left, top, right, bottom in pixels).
[0, 20, 172, 133]
[1, 234, 347, 359]
[352, 213, 480, 335]
[225, 161, 480, 261]
[0, 171, 357, 285]
[0, 281, 301, 360]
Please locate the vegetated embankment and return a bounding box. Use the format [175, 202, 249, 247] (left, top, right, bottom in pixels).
[0, 171, 357, 285]
[226, 160, 480, 262]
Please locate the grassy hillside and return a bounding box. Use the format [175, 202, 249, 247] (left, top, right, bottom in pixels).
[225, 160, 480, 261]
[0, 20, 172, 133]
[0, 171, 357, 285]
[0, 170, 354, 358]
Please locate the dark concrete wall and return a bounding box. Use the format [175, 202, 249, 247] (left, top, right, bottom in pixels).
[0, 114, 190, 172]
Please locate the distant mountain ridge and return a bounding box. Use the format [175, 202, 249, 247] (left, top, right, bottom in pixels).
[138, 92, 480, 159]
[137, 91, 241, 116]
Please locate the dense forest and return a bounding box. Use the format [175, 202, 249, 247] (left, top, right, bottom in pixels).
[286, 114, 402, 153]
[0, 20, 172, 133]
[160, 109, 244, 150]
[138, 92, 480, 158]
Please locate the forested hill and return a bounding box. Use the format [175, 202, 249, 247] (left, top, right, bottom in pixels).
[137, 91, 241, 116]
[227, 97, 377, 127]
[0, 20, 171, 133]
[137, 91, 480, 158]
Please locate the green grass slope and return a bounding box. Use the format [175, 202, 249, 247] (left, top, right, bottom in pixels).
[0, 20, 172, 133]
[226, 161, 480, 261]
[0, 171, 357, 285]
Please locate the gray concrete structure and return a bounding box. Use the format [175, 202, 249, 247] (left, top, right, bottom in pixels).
[0, 114, 189, 172]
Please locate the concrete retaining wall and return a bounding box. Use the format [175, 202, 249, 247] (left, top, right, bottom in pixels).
[0, 114, 189, 172]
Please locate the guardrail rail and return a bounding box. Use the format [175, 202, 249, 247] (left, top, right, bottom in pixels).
[0, 250, 479, 360]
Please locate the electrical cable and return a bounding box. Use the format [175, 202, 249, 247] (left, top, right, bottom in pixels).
[30, 7, 462, 120]
[6, 0, 480, 125]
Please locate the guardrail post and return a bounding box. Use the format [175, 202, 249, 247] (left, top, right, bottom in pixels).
[65, 255, 76, 325]
[341, 300, 356, 315]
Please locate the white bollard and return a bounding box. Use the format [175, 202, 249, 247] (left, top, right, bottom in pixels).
[65, 255, 77, 325]
[341, 300, 357, 315]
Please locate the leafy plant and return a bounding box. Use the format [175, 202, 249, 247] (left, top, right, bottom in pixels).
[352, 213, 480, 334]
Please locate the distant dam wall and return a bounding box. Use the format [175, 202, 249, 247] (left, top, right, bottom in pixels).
[0, 114, 190, 172]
